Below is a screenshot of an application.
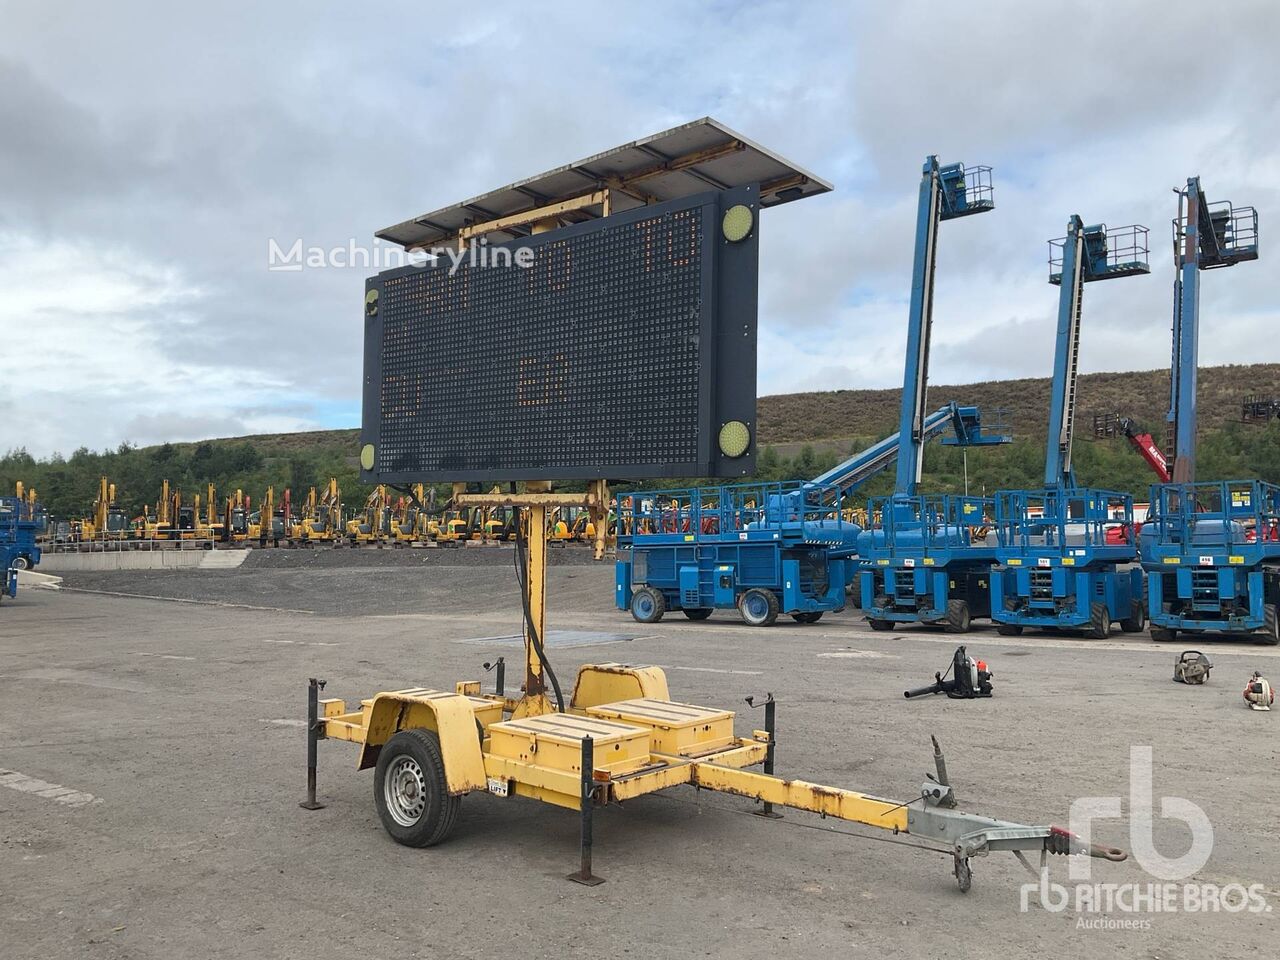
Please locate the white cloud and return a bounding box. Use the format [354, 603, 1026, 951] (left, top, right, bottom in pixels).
[0, 0, 1276, 455]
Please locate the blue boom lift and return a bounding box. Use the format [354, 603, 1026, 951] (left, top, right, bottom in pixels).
[989, 216, 1151, 637]
[615, 402, 1006, 625]
[1139, 178, 1272, 642]
[858, 156, 1003, 632]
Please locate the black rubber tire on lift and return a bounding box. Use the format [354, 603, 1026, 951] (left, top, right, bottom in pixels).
[1087, 602, 1111, 640]
[1119, 599, 1146, 633]
[373, 729, 461, 848]
[1149, 624, 1178, 643]
[995, 623, 1024, 636]
[1260, 603, 1280, 646]
[791, 611, 823, 623]
[738, 588, 780, 627]
[868, 618, 894, 631]
[943, 599, 971, 634]
[11, 555, 29, 571]
[630, 586, 667, 624]
[682, 608, 713, 621]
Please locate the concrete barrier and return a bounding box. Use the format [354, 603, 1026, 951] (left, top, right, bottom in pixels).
[37, 549, 248, 572]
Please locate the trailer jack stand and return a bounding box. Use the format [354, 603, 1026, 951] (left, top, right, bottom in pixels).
[567, 734, 604, 886]
[300, 677, 327, 811]
[746, 694, 782, 819]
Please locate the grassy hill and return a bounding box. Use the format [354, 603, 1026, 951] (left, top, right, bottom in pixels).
[5, 364, 1279, 518]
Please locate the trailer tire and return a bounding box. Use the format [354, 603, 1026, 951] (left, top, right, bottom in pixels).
[1120, 600, 1146, 633]
[944, 599, 971, 634]
[1087, 603, 1111, 640]
[682, 608, 712, 621]
[791, 611, 823, 624]
[995, 623, 1023, 636]
[1261, 604, 1280, 646]
[630, 587, 666, 624]
[1149, 624, 1177, 643]
[374, 729, 461, 848]
[11, 555, 29, 571]
[738, 589, 779, 627]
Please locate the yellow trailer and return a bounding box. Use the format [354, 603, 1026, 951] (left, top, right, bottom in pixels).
[301, 485, 1125, 890]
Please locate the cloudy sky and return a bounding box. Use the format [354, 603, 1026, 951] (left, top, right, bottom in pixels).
[2, 1, 1276, 456]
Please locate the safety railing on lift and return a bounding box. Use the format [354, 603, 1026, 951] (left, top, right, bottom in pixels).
[1049, 224, 1150, 283]
[864, 493, 996, 552]
[1172, 201, 1259, 267]
[617, 480, 847, 540]
[1147, 480, 1280, 549]
[995, 488, 1135, 551]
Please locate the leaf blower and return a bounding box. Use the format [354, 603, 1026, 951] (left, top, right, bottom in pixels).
[904, 646, 993, 699]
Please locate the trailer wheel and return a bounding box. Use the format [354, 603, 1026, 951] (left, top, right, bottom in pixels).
[630, 587, 666, 624]
[995, 623, 1023, 636]
[943, 599, 971, 634]
[374, 729, 461, 848]
[682, 608, 712, 621]
[1261, 604, 1280, 646]
[791, 611, 823, 624]
[868, 618, 893, 631]
[1119, 600, 1146, 633]
[738, 589, 779, 627]
[1087, 603, 1111, 640]
[1149, 624, 1177, 643]
[11, 555, 29, 571]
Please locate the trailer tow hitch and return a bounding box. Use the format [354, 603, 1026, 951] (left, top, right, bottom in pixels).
[913, 739, 1127, 891]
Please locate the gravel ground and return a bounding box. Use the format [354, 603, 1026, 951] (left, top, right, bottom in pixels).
[5, 563, 1279, 959]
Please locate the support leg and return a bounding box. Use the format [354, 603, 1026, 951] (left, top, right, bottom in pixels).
[299, 677, 326, 811]
[755, 695, 783, 819]
[568, 735, 604, 885]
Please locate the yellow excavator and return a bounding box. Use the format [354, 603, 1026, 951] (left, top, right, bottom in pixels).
[305, 478, 343, 542]
[136, 480, 176, 540]
[80, 477, 131, 541]
[223, 489, 251, 542]
[346, 485, 389, 544]
[248, 487, 283, 546]
[292, 481, 341, 543]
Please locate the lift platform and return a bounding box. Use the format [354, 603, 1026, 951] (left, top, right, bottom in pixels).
[858, 156, 1007, 632]
[1141, 480, 1280, 643]
[989, 216, 1150, 636]
[1140, 178, 1266, 641]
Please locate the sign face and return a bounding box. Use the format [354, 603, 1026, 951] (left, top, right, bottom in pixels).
[360, 187, 759, 483]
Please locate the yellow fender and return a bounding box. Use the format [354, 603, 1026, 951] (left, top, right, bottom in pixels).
[570, 663, 670, 711]
[358, 692, 487, 795]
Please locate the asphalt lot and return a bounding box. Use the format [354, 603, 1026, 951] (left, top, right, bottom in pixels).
[3, 554, 1278, 959]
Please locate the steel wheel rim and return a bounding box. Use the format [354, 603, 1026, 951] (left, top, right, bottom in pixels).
[744, 594, 766, 620]
[12, 556, 28, 570]
[385, 755, 428, 826]
[635, 595, 654, 617]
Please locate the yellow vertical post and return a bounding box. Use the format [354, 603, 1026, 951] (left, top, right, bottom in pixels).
[513, 482, 554, 719]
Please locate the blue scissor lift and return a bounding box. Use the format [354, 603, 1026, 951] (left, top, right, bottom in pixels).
[1143, 481, 1280, 643]
[859, 155, 1006, 632]
[615, 402, 1006, 626]
[990, 216, 1150, 637]
[616, 480, 854, 625]
[1141, 177, 1267, 641]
